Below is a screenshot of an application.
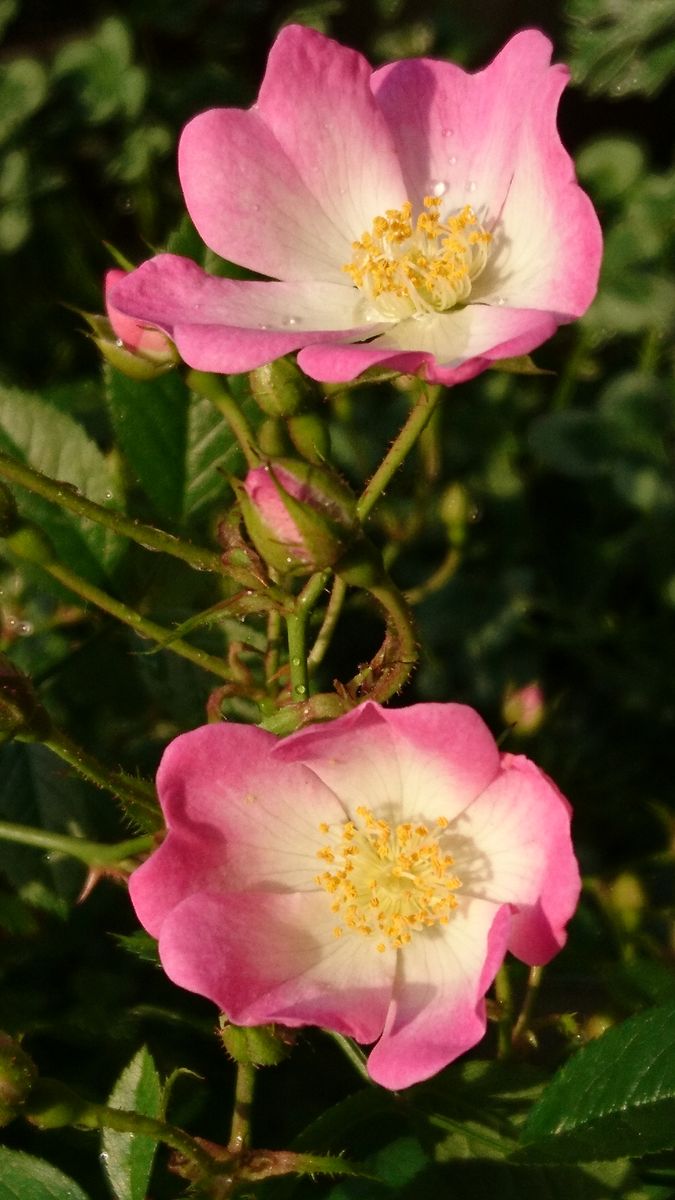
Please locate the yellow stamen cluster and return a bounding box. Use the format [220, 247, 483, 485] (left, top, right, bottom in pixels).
[314, 805, 462, 953]
[343, 197, 492, 320]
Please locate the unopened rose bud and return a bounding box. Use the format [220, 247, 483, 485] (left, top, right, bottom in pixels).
[439, 483, 472, 547]
[249, 358, 315, 417]
[236, 459, 357, 575]
[86, 271, 180, 380]
[502, 681, 545, 736]
[0, 1033, 37, 1127]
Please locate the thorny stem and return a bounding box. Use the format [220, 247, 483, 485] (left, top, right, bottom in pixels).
[86, 1104, 219, 1175]
[0, 449, 222, 573]
[0, 820, 153, 868]
[187, 370, 260, 468]
[357, 385, 442, 522]
[228, 1062, 256, 1153]
[41, 725, 158, 827]
[9, 543, 233, 682]
[349, 575, 418, 702]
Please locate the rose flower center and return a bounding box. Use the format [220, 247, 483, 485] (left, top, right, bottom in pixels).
[315, 805, 462, 953]
[343, 197, 491, 321]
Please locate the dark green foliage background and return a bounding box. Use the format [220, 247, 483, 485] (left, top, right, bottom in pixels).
[0, 0, 674, 1197]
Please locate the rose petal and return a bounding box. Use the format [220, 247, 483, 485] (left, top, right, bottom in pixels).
[129, 724, 346, 937]
[452, 753, 580, 944]
[110, 254, 391, 373]
[179, 107, 350, 282]
[275, 701, 501, 825]
[257, 25, 406, 243]
[367, 901, 511, 1088]
[158, 889, 395, 1041]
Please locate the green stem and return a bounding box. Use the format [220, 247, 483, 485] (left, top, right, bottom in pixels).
[512, 965, 544, 1047]
[357, 385, 442, 522]
[404, 547, 460, 606]
[42, 725, 158, 828]
[0, 450, 222, 573]
[494, 964, 514, 1059]
[286, 611, 309, 699]
[0, 820, 153, 867]
[326, 1033, 371, 1084]
[308, 577, 346, 671]
[228, 1062, 256, 1153]
[9, 541, 232, 682]
[91, 1104, 219, 1174]
[264, 609, 282, 691]
[355, 576, 417, 702]
[187, 370, 260, 468]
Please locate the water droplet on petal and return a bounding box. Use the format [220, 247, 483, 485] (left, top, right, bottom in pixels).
[283, 316, 300, 327]
[258, 323, 269, 330]
[115, 338, 124, 348]
[449, 155, 457, 166]
[442, 127, 454, 137]
[466, 180, 477, 194]
[496, 297, 506, 306]
[431, 180, 448, 197]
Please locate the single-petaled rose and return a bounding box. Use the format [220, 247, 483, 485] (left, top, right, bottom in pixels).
[129, 702, 580, 1089]
[110, 26, 601, 386]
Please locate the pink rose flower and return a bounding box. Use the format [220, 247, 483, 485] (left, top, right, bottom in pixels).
[129, 702, 580, 1089]
[110, 26, 601, 386]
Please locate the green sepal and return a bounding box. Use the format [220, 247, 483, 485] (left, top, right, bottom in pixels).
[287, 410, 331, 463]
[218, 1019, 293, 1067]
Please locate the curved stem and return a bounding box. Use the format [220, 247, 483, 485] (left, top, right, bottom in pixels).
[187, 370, 260, 468]
[308, 577, 346, 671]
[0, 820, 153, 867]
[0, 450, 222, 573]
[512, 965, 544, 1047]
[8, 541, 232, 682]
[357, 385, 442, 522]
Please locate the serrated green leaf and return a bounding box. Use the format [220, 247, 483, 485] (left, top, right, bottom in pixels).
[102, 1046, 161, 1200]
[104, 365, 187, 522]
[183, 392, 240, 519]
[519, 1003, 675, 1163]
[0, 385, 125, 581]
[0, 1147, 91, 1200]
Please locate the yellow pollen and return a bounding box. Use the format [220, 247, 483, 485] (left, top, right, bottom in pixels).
[315, 807, 461, 952]
[343, 197, 491, 320]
